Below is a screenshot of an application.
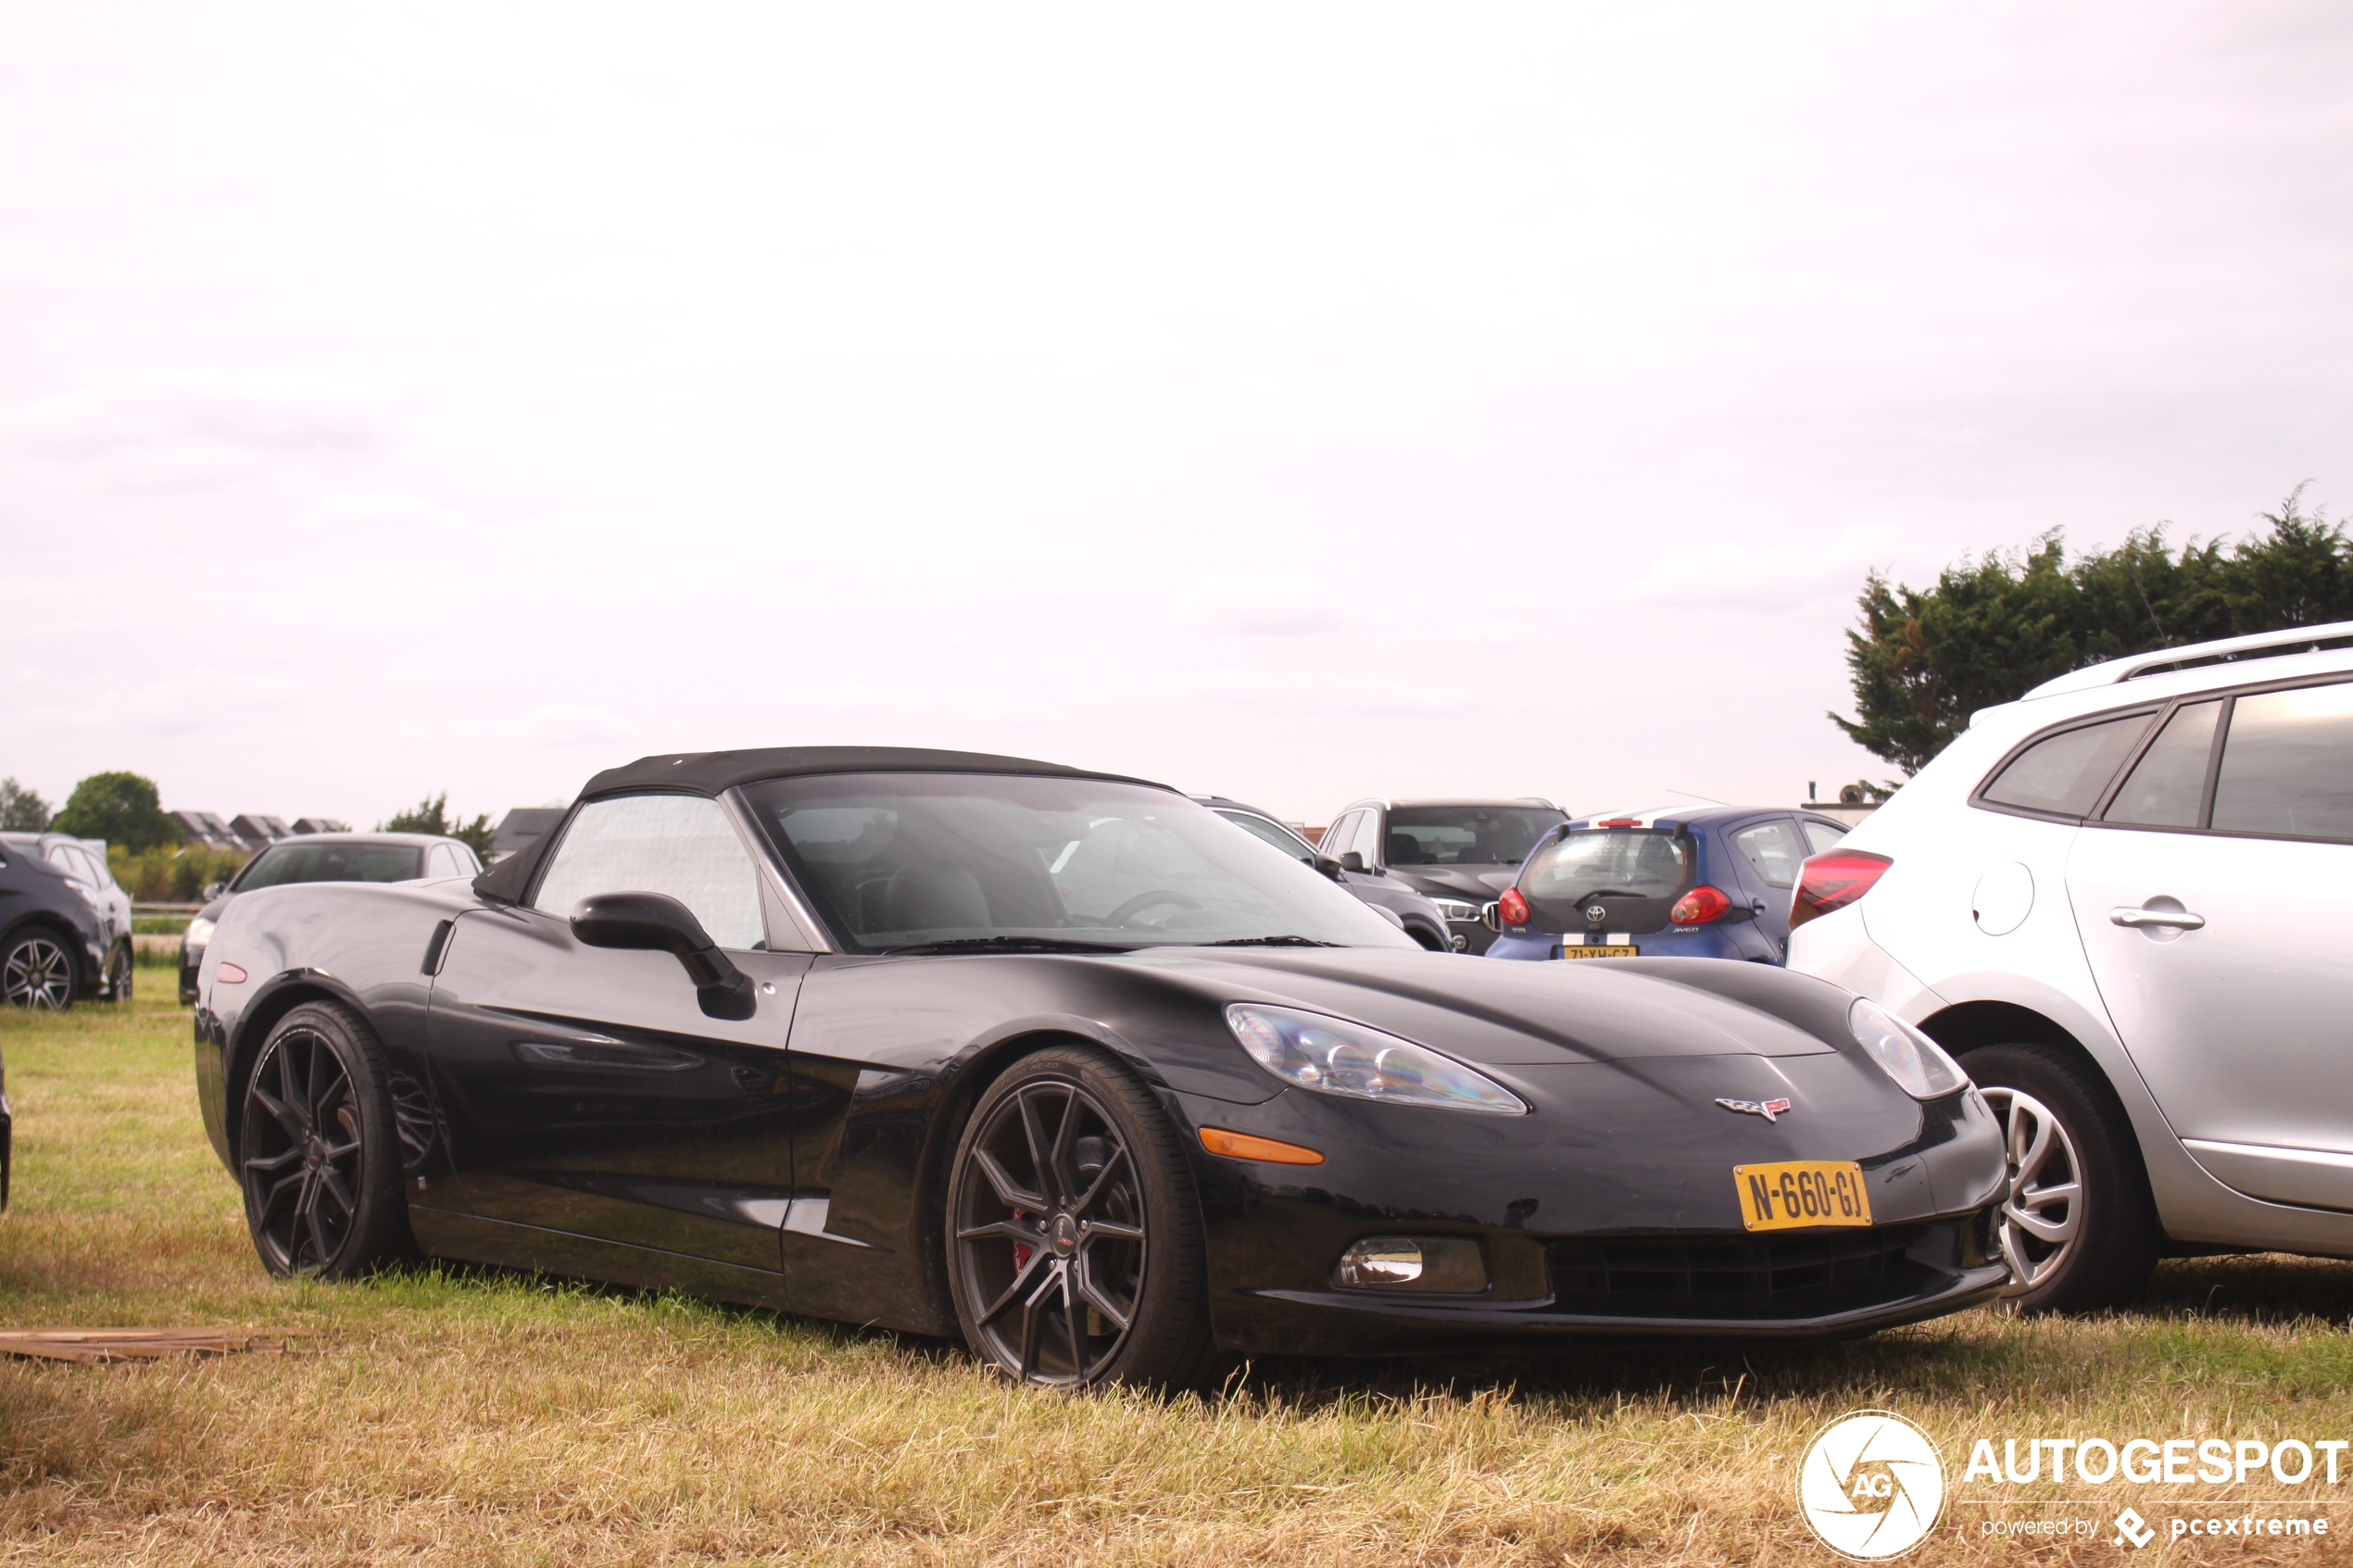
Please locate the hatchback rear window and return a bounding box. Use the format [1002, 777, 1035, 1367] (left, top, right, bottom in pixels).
[1521, 829, 1692, 902]
[1979, 712, 2154, 818]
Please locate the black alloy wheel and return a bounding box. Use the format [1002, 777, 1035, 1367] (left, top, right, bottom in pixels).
[2, 932, 74, 1010]
[947, 1047, 1216, 1388]
[1962, 1044, 2158, 1315]
[239, 1001, 413, 1279]
[105, 942, 132, 1003]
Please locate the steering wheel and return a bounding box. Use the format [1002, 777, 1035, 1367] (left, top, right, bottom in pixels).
[1105, 888, 1204, 928]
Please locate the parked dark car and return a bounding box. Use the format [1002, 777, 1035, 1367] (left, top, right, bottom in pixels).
[180, 833, 483, 1004]
[0, 833, 133, 1001]
[1485, 807, 1853, 965]
[1317, 798, 1568, 954]
[193, 746, 2007, 1387]
[1194, 797, 1455, 952]
[1, 839, 119, 1010]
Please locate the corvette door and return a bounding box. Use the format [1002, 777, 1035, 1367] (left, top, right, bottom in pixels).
[425, 794, 811, 1272]
[2069, 683, 2353, 1211]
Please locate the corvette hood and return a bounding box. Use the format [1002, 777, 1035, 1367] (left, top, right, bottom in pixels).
[1131, 947, 1842, 1066]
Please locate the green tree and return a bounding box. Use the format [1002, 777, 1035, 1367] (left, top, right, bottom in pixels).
[50, 771, 181, 851]
[379, 792, 496, 861]
[0, 777, 51, 831]
[1834, 488, 2352, 774]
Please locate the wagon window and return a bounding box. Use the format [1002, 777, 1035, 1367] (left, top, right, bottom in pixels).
[1979, 713, 2152, 819]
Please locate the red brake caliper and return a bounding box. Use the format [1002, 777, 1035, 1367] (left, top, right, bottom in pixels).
[1011, 1208, 1034, 1271]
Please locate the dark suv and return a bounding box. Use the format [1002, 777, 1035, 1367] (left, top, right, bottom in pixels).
[1318, 797, 1567, 954]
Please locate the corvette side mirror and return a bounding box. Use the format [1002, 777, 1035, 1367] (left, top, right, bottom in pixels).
[1338, 851, 1365, 873]
[572, 892, 755, 1021]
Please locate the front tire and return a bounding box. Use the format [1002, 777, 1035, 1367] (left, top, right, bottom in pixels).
[239, 1001, 414, 1279]
[1964, 1044, 2158, 1314]
[2, 929, 75, 1010]
[105, 941, 132, 1003]
[946, 1047, 1216, 1388]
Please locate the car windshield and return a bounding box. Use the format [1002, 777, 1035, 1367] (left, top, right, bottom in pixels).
[234, 843, 423, 890]
[1385, 806, 1565, 867]
[746, 773, 1413, 953]
[1522, 828, 1692, 902]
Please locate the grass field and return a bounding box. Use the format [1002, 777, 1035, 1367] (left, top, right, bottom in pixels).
[5, 994, 2352, 1565]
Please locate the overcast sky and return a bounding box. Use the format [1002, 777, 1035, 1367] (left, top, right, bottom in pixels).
[5, 4, 2349, 830]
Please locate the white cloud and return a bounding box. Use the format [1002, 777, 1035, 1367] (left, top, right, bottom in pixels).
[520, 703, 637, 747]
[1181, 572, 1344, 636]
[0, 371, 386, 464]
[307, 488, 465, 542]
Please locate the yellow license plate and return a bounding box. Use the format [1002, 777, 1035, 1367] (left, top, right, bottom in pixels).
[1734, 1160, 1872, 1230]
[1559, 945, 1638, 960]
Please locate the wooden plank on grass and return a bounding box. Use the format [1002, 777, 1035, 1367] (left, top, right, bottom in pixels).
[0, 1328, 317, 1363]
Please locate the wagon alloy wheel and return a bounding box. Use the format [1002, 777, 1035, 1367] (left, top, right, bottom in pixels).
[238, 1001, 415, 1280]
[1982, 1086, 2081, 1293]
[946, 1047, 1217, 1390]
[2, 934, 74, 1010]
[1961, 1043, 2158, 1314]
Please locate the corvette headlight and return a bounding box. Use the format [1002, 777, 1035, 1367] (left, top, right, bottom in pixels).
[1225, 1003, 1527, 1114]
[1849, 998, 1968, 1099]
[183, 917, 216, 949]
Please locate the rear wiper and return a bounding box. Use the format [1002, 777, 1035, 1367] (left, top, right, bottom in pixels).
[880, 936, 1139, 957]
[1201, 935, 1342, 947]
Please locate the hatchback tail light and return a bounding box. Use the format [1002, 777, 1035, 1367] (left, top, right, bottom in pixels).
[1789, 849, 1894, 931]
[1669, 884, 1732, 925]
[1497, 887, 1530, 926]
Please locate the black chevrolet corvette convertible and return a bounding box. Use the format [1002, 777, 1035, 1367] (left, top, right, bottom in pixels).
[194, 747, 2010, 1386]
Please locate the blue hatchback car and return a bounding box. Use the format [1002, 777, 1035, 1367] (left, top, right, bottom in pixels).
[1483, 806, 1853, 965]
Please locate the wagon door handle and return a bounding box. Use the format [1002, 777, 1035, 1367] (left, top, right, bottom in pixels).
[2110, 906, 2205, 931]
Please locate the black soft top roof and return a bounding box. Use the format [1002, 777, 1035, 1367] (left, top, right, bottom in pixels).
[475, 746, 1173, 905]
[578, 746, 1165, 799]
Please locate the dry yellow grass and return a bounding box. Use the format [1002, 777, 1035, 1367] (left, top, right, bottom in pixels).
[5, 992, 2353, 1564]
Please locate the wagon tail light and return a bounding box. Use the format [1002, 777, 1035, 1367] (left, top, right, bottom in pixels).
[1669, 884, 1732, 925]
[1789, 849, 1894, 931]
[1496, 887, 1530, 927]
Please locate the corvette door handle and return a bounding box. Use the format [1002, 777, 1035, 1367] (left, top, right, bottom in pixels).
[2109, 907, 2205, 931]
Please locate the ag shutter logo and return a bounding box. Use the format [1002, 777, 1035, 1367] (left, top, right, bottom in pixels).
[1798, 1411, 1947, 1560]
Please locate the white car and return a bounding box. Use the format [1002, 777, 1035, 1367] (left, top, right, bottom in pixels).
[1789, 619, 2353, 1312]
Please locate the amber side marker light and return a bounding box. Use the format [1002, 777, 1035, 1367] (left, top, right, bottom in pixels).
[1200, 1127, 1326, 1165]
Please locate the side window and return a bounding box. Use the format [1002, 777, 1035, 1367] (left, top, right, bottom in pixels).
[1320, 811, 1363, 862]
[2210, 681, 2353, 840]
[1800, 820, 1846, 856]
[1348, 811, 1385, 867]
[454, 844, 482, 874]
[533, 795, 766, 950]
[1219, 811, 1312, 863]
[1730, 820, 1805, 888]
[1979, 712, 2154, 818]
[2103, 700, 2222, 828]
[428, 845, 466, 878]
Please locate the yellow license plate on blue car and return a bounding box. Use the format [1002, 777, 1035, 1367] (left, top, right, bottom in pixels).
[1559, 945, 1638, 960]
[1733, 1160, 1872, 1230]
